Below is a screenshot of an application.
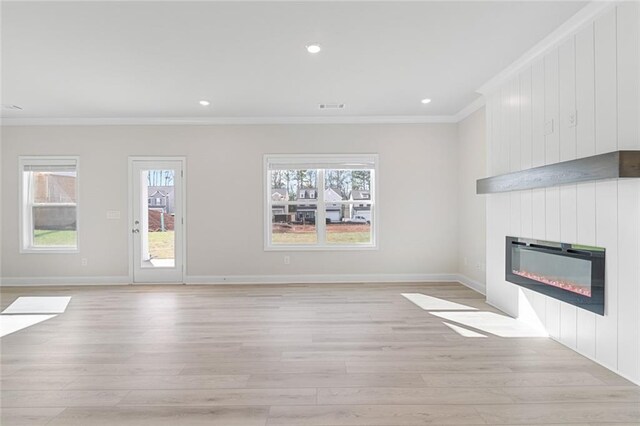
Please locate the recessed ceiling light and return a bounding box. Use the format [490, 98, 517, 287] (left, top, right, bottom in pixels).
[199, 100, 210, 106]
[306, 43, 321, 54]
[421, 98, 432, 104]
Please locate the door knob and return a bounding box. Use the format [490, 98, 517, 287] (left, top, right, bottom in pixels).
[132, 228, 140, 233]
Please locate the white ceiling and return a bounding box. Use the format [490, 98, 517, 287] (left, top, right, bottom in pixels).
[1, 1, 587, 122]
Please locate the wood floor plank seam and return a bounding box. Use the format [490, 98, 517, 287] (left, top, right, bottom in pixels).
[1, 283, 638, 426]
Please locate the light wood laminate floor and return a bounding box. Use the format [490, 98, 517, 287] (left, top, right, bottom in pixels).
[1, 282, 638, 425]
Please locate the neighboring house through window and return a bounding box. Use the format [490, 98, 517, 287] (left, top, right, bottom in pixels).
[147, 187, 175, 214]
[265, 154, 377, 250]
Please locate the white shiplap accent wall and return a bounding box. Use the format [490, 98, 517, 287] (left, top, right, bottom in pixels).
[485, 3, 640, 384]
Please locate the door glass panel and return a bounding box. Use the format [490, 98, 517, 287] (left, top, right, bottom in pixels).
[140, 170, 175, 268]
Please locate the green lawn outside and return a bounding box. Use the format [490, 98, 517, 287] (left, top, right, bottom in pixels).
[148, 231, 175, 259]
[271, 227, 371, 244]
[272, 223, 371, 245]
[273, 231, 370, 244]
[33, 229, 175, 258]
[272, 233, 318, 244]
[326, 231, 371, 244]
[34, 230, 77, 246]
[33, 227, 368, 250]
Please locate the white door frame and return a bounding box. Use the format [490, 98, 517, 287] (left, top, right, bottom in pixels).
[128, 156, 187, 284]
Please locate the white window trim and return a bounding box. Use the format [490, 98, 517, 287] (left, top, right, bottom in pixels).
[264, 154, 378, 251]
[19, 156, 80, 254]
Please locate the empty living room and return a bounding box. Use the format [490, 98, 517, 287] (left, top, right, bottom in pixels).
[1, 1, 640, 425]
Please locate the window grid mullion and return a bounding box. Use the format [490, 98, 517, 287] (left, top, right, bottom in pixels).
[317, 169, 326, 245]
[267, 170, 273, 245]
[27, 172, 35, 248]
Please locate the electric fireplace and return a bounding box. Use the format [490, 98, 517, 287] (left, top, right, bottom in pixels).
[506, 237, 605, 315]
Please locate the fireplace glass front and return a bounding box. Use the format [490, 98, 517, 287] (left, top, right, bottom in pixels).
[506, 237, 605, 315]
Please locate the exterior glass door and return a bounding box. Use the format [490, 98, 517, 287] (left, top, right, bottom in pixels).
[131, 159, 184, 283]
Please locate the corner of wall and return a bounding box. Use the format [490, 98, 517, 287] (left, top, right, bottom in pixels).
[456, 106, 487, 294]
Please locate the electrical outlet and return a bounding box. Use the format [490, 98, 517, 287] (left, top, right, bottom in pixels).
[81, 258, 88, 266]
[568, 110, 577, 128]
[284, 256, 290, 265]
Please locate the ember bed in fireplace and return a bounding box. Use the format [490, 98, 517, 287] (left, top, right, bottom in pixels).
[506, 237, 605, 315]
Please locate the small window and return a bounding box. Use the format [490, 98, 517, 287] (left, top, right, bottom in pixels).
[20, 157, 79, 252]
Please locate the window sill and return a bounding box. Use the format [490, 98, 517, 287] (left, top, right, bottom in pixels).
[21, 248, 79, 254]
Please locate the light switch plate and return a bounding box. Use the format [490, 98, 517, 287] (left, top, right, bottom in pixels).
[568, 110, 577, 128]
[106, 210, 121, 220]
[544, 119, 554, 135]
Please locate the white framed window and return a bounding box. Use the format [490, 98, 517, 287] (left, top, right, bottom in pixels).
[264, 154, 378, 250]
[19, 156, 79, 253]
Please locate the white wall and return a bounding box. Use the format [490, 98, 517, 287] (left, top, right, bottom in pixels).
[0, 132, 3, 284]
[485, 3, 640, 384]
[1, 123, 460, 284]
[457, 107, 486, 291]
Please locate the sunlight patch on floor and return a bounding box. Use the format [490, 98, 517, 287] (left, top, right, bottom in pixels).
[0, 314, 57, 337]
[430, 311, 548, 337]
[517, 288, 548, 336]
[2, 296, 71, 314]
[443, 322, 488, 338]
[402, 293, 477, 311]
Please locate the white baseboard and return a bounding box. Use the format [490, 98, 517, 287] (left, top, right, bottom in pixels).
[455, 274, 486, 295]
[1, 276, 130, 286]
[185, 273, 460, 285]
[0, 273, 488, 296]
[548, 335, 640, 387]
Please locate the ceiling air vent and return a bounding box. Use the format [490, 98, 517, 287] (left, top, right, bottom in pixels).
[2, 104, 23, 110]
[319, 103, 345, 110]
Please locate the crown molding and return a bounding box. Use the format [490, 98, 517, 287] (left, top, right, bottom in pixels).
[476, 0, 616, 95]
[0, 2, 612, 128]
[453, 96, 485, 122]
[0, 114, 462, 126]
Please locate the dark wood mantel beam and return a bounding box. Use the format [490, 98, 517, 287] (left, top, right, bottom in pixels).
[477, 150, 640, 194]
